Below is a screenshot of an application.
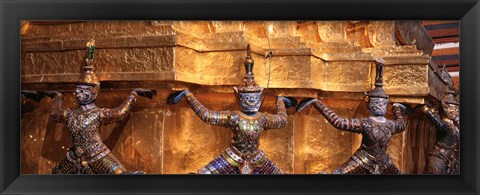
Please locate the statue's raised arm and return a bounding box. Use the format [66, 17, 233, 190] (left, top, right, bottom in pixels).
[167, 89, 232, 127]
[297, 98, 364, 133]
[101, 88, 155, 125]
[47, 91, 69, 123]
[262, 96, 294, 130]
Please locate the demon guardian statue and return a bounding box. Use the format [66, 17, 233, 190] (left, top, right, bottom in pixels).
[49, 40, 155, 174]
[296, 58, 407, 174]
[421, 66, 459, 174]
[167, 45, 296, 174]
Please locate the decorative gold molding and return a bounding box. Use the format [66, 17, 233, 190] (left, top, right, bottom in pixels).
[21, 21, 445, 103]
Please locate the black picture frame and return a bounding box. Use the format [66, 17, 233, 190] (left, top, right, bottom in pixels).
[1, 0, 479, 194]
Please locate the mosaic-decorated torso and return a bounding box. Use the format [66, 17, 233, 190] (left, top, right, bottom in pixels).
[183, 92, 288, 160]
[230, 111, 268, 154]
[359, 118, 397, 157]
[423, 110, 460, 150]
[66, 107, 105, 154]
[437, 120, 459, 149]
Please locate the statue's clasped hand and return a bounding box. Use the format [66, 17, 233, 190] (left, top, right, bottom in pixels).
[167, 90, 190, 104]
[296, 98, 318, 112]
[21, 90, 47, 102]
[131, 88, 156, 99]
[420, 104, 438, 115]
[392, 102, 413, 115]
[45, 91, 63, 99]
[277, 96, 298, 108]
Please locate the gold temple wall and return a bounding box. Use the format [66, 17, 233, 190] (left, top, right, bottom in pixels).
[21, 21, 446, 174]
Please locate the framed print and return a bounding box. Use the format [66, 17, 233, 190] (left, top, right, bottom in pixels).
[17, 20, 460, 175]
[1, 0, 479, 194]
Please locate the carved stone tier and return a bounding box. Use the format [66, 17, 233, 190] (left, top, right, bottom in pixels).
[22, 21, 446, 103]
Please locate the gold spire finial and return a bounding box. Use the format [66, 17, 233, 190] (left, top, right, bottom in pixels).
[236, 44, 263, 93]
[78, 39, 100, 86]
[366, 57, 388, 99]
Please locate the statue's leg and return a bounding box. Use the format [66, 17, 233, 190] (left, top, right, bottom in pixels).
[426, 155, 447, 174]
[332, 158, 369, 174]
[198, 154, 240, 174]
[51, 156, 77, 174]
[383, 158, 402, 174]
[252, 158, 284, 174]
[426, 145, 449, 174]
[89, 153, 127, 174]
[447, 153, 460, 174]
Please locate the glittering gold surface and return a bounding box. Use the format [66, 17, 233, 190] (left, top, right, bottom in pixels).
[175, 48, 244, 85]
[384, 64, 429, 95]
[162, 93, 236, 174]
[21, 21, 448, 174]
[21, 20, 444, 100]
[323, 61, 372, 92]
[366, 21, 396, 48]
[294, 99, 361, 174]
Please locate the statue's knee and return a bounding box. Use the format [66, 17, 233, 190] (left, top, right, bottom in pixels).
[332, 169, 346, 174]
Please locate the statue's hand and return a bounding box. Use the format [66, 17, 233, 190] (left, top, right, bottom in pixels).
[374, 57, 385, 65]
[167, 90, 190, 104]
[420, 104, 438, 115]
[393, 103, 406, 111]
[21, 90, 46, 102]
[393, 103, 412, 114]
[278, 96, 298, 108]
[45, 91, 62, 99]
[296, 98, 318, 112]
[420, 105, 430, 114]
[132, 88, 156, 99]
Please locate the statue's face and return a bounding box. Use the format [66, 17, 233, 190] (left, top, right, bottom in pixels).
[442, 102, 459, 120]
[239, 92, 261, 114]
[75, 85, 95, 105]
[368, 97, 388, 116]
